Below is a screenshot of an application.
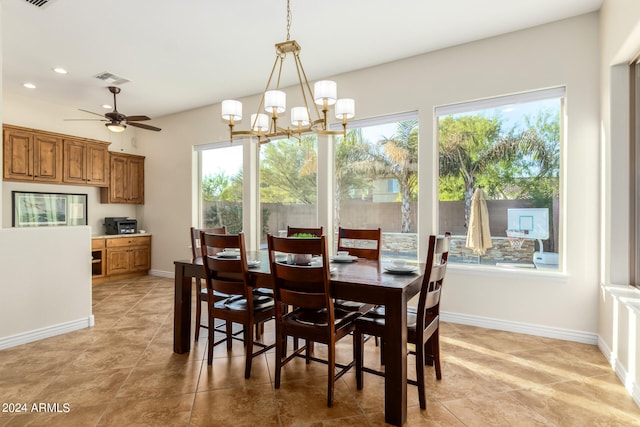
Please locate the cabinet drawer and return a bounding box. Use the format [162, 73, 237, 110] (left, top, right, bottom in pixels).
[92, 238, 105, 249]
[106, 236, 151, 247]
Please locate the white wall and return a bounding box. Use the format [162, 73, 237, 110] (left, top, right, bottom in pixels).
[0, 227, 93, 349]
[598, 0, 640, 407]
[0, 4, 88, 350]
[135, 14, 601, 342]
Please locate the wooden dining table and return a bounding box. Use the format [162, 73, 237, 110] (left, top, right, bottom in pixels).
[173, 251, 425, 427]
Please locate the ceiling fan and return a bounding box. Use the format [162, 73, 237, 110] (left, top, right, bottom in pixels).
[66, 86, 161, 132]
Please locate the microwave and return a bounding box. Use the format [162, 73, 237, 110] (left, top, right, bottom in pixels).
[105, 217, 138, 235]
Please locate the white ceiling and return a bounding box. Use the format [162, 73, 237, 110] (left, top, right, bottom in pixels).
[2, 0, 602, 123]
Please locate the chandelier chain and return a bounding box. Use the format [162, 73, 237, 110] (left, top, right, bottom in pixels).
[286, 0, 291, 41]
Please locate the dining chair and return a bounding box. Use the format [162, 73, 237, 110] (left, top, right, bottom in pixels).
[286, 226, 323, 237]
[190, 226, 227, 341]
[201, 232, 275, 378]
[354, 232, 450, 409]
[334, 227, 381, 314]
[267, 234, 360, 407]
[337, 227, 382, 261]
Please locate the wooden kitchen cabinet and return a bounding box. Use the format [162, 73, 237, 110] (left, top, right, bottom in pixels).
[63, 139, 109, 186]
[3, 126, 62, 183]
[91, 238, 106, 279]
[94, 235, 151, 282]
[100, 152, 145, 204]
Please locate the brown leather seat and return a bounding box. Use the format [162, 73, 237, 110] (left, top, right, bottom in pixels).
[190, 226, 227, 341]
[201, 232, 275, 378]
[354, 232, 450, 409]
[267, 234, 359, 407]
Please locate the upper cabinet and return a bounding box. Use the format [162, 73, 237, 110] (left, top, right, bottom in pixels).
[100, 152, 145, 204]
[3, 124, 112, 188]
[63, 139, 109, 187]
[3, 126, 62, 183]
[3, 124, 146, 205]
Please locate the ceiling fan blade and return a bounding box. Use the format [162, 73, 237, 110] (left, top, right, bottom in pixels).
[128, 122, 161, 132]
[125, 115, 151, 122]
[64, 118, 108, 122]
[79, 108, 106, 118]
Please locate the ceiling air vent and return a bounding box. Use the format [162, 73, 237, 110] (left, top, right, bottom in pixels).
[93, 71, 131, 86]
[25, 0, 56, 7]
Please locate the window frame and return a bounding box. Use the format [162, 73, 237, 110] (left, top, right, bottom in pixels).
[632, 60, 640, 288]
[435, 87, 565, 272]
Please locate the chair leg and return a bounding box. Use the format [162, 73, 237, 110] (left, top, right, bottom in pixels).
[226, 321, 233, 351]
[207, 316, 215, 365]
[275, 328, 283, 389]
[355, 329, 364, 390]
[380, 339, 385, 365]
[244, 325, 253, 379]
[432, 331, 442, 380]
[195, 280, 203, 341]
[415, 340, 426, 410]
[327, 341, 335, 408]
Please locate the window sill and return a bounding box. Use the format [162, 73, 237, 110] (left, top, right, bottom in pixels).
[448, 262, 568, 282]
[602, 284, 640, 316]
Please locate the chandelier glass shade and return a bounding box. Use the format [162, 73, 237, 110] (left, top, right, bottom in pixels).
[221, 1, 354, 143]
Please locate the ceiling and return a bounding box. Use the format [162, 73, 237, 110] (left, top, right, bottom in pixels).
[2, 0, 602, 122]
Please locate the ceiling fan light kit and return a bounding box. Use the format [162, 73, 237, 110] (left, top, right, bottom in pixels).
[66, 85, 161, 133]
[106, 122, 126, 133]
[221, 0, 355, 144]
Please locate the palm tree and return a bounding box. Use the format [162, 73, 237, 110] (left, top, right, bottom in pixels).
[334, 128, 376, 231]
[439, 115, 555, 228]
[372, 120, 419, 232]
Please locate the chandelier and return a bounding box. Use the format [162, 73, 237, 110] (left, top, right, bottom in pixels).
[221, 0, 355, 143]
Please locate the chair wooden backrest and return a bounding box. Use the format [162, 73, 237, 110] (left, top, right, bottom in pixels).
[200, 232, 251, 304]
[286, 226, 323, 237]
[435, 231, 451, 264]
[415, 234, 450, 338]
[337, 227, 382, 260]
[267, 234, 333, 318]
[191, 226, 226, 260]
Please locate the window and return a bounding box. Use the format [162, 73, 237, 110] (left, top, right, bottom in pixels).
[259, 135, 318, 247]
[334, 113, 419, 260]
[197, 143, 243, 232]
[633, 61, 640, 287]
[437, 88, 563, 270]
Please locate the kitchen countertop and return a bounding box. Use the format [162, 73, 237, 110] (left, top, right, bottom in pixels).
[92, 233, 151, 239]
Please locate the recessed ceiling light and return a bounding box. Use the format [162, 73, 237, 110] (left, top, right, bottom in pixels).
[23, 82, 36, 89]
[102, 104, 112, 109]
[52, 67, 68, 74]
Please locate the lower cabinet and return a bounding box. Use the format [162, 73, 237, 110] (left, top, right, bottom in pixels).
[92, 235, 151, 283]
[91, 238, 106, 279]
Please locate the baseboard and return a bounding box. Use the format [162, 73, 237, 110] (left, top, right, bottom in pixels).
[441, 311, 598, 344]
[149, 269, 173, 279]
[598, 336, 640, 408]
[0, 316, 94, 350]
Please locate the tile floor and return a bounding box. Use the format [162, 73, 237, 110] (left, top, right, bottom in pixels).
[1, 275, 640, 426]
